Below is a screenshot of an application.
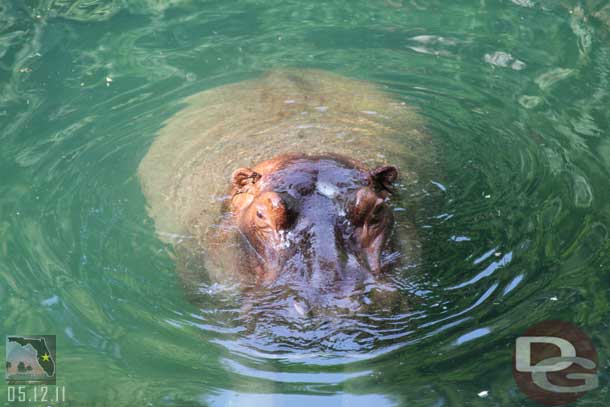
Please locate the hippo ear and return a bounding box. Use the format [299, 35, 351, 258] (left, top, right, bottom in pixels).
[368, 165, 399, 194]
[232, 168, 261, 189]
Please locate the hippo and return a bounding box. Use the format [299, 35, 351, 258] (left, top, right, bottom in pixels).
[138, 69, 433, 316]
[228, 153, 398, 283]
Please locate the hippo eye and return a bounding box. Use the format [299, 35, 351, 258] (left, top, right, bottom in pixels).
[256, 210, 264, 219]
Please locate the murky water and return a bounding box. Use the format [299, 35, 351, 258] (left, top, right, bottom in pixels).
[1, 1, 609, 406]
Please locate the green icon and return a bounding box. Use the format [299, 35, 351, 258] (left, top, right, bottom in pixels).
[6, 335, 56, 384]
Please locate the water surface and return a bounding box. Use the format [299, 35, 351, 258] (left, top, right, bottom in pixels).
[1, 0, 609, 405]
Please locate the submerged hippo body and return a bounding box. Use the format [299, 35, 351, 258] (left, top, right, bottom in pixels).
[139, 69, 432, 314]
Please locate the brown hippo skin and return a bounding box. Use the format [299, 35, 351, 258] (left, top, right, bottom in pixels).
[138, 69, 432, 314]
[229, 153, 398, 287]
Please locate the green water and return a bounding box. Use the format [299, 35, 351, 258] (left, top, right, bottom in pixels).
[1, 0, 610, 406]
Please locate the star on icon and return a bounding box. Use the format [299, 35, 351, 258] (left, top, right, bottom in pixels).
[41, 353, 50, 362]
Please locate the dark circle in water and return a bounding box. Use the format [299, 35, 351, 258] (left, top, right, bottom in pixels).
[512, 320, 598, 406]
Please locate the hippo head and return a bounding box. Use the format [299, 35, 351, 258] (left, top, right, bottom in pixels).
[228, 154, 399, 291]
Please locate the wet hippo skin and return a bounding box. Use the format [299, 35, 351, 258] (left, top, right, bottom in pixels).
[138, 69, 433, 314]
[229, 153, 398, 285]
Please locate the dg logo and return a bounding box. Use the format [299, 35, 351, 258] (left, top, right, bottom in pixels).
[513, 320, 598, 405]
